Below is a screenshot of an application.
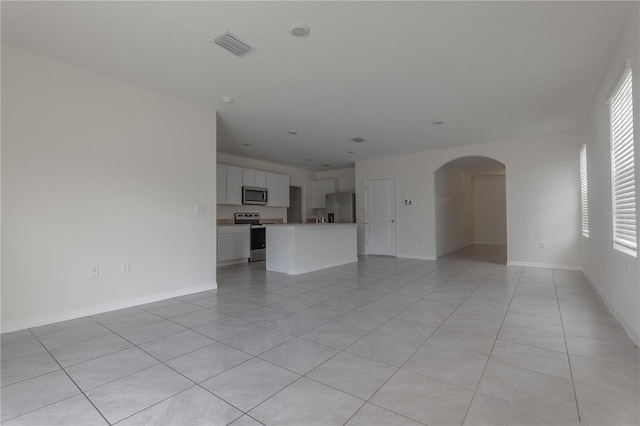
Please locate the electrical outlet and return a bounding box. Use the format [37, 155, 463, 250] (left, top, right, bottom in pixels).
[89, 266, 99, 279]
[121, 263, 130, 274]
[195, 203, 206, 214]
[539, 241, 546, 249]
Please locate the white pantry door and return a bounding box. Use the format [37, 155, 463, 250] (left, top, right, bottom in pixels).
[366, 177, 397, 256]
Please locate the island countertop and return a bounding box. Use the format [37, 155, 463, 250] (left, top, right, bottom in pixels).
[264, 223, 356, 227]
[265, 223, 357, 275]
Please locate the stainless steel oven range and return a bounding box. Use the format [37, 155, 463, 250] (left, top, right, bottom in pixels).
[234, 212, 266, 262]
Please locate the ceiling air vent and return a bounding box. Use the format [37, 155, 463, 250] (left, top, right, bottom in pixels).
[350, 137, 367, 143]
[212, 32, 254, 57]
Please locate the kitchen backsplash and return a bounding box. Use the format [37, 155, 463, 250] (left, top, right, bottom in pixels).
[217, 204, 287, 222]
[217, 218, 284, 225]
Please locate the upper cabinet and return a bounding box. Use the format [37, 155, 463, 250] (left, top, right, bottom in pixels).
[225, 165, 243, 205]
[266, 172, 279, 207]
[278, 174, 290, 207]
[242, 168, 255, 188]
[218, 164, 289, 207]
[217, 164, 227, 204]
[311, 178, 338, 209]
[265, 172, 289, 207]
[243, 168, 267, 188]
[255, 170, 267, 188]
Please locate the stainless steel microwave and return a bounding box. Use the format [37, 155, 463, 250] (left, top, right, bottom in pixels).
[242, 186, 268, 205]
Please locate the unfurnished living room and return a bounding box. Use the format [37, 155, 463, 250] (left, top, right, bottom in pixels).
[1, 1, 639, 425]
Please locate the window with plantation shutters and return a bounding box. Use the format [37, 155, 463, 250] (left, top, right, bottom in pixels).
[580, 144, 589, 237]
[609, 68, 636, 256]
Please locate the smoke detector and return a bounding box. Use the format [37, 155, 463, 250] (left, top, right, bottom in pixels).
[289, 24, 310, 37]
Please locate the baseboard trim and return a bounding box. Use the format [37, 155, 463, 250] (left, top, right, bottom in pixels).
[506, 260, 582, 271]
[583, 270, 640, 347]
[1, 282, 218, 334]
[473, 241, 507, 245]
[397, 254, 437, 261]
[217, 259, 249, 267]
[437, 242, 475, 258]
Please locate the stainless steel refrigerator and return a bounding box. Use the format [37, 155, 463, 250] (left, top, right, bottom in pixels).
[326, 192, 356, 223]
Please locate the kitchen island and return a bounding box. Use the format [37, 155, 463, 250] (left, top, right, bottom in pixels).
[265, 223, 357, 275]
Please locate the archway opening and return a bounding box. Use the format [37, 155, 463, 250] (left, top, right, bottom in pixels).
[434, 156, 507, 264]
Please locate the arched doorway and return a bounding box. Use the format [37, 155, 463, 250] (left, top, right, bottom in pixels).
[434, 156, 507, 264]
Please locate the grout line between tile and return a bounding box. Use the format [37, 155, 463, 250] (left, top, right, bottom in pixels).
[552, 268, 582, 424]
[460, 264, 524, 425]
[25, 333, 113, 425]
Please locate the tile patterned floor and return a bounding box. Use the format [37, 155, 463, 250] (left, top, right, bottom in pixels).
[2, 253, 639, 425]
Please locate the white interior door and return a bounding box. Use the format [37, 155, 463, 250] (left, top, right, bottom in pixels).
[366, 178, 397, 256]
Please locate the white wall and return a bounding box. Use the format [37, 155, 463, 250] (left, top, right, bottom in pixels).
[216, 152, 314, 222]
[473, 175, 507, 244]
[355, 131, 581, 268]
[579, 5, 640, 344]
[1, 46, 218, 332]
[435, 164, 474, 256]
[314, 167, 356, 192]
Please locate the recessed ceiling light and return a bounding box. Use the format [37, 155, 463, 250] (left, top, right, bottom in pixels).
[223, 97, 234, 103]
[351, 137, 367, 143]
[288, 130, 298, 135]
[289, 23, 310, 37]
[432, 121, 445, 125]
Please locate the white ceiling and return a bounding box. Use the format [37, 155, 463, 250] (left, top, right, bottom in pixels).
[1, 1, 633, 171]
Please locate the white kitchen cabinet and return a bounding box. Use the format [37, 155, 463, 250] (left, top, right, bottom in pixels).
[243, 169, 267, 188]
[266, 172, 279, 207]
[311, 178, 337, 209]
[255, 170, 267, 188]
[225, 165, 243, 205]
[217, 164, 227, 204]
[242, 168, 255, 187]
[217, 164, 289, 207]
[278, 173, 290, 207]
[265, 172, 289, 207]
[217, 226, 250, 264]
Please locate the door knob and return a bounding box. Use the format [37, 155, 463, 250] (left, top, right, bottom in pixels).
[391, 219, 395, 223]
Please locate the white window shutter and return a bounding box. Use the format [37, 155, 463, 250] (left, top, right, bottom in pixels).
[580, 144, 589, 238]
[609, 68, 636, 256]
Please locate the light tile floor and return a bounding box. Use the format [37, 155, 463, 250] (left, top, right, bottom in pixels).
[2, 252, 639, 425]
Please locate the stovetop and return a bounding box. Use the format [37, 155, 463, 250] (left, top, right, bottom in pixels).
[234, 212, 260, 225]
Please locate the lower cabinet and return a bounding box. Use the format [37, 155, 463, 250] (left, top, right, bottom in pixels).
[217, 226, 250, 265]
